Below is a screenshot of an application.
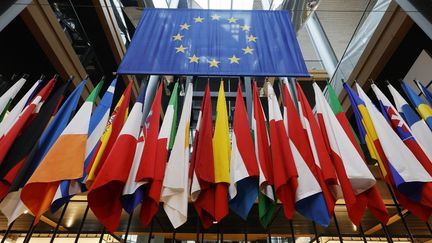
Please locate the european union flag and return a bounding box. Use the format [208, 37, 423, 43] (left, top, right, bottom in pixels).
[117, 9, 309, 77]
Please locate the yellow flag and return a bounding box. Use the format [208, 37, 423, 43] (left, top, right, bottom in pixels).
[213, 81, 231, 183]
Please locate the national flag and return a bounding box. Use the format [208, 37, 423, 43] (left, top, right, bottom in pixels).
[0, 81, 85, 225]
[0, 79, 56, 163]
[136, 82, 178, 225]
[401, 82, 432, 129]
[212, 81, 230, 222]
[251, 81, 276, 228]
[190, 81, 216, 229]
[266, 82, 298, 219]
[161, 83, 193, 228]
[345, 82, 432, 221]
[282, 82, 331, 226]
[21, 80, 102, 222]
[88, 84, 146, 232]
[228, 82, 259, 220]
[415, 80, 432, 106]
[86, 81, 133, 188]
[49, 80, 105, 212]
[0, 79, 43, 138]
[325, 82, 363, 155]
[315, 83, 388, 225]
[387, 84, 432, 167]
[0, 81, 70, 201]
[0, 77, 26, 121]
[372, 84, 432, 174]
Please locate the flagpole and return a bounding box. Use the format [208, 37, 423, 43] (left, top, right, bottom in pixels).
[267, 229, 271, 243]
[23, 218, 36, 243]
[288, 220, 295, 242]
[244, 220, 248, 243]
[381, 223, 393, 243]
[332, 213, 343, 242]
[312, 221, 320, 243]
[172, 230, 176, 243]
[50, 201, 69, 243]
[148, 219, 154, 243]
[358, 223, 367, 243]
[74, 204, 90, 243]
[123, 211, 134, 243]
[385, 183, 414, 242]
[1, 221, 15, 243]
[196, 219, 200, 243]
[99, 227, 106, 243]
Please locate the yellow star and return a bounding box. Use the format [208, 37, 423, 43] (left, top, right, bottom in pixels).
[172, 33, 183, 41]
[194, 16, 204, 23]
[228, 55, 240, 64]
[180, 23, 191, 30]
[208, 59, 220, 68]
[211, 14, 221, 20]
[242, 46, 254, 54]
[247, 35, 257, 42]
[188, 54, 200, 63]
[228, 17, 238, 23]
[241, 25, 251, 31]
[175, 45, 187, 53]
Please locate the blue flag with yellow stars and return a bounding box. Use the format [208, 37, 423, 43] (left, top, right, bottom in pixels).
[117, 9, 309, 77]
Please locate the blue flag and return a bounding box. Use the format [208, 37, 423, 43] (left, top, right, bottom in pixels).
[117, 9, 308, 76]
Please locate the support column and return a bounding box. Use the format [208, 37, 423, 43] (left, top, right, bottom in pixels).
[305, 12, 338, 77]
[20, 0, 94, 98]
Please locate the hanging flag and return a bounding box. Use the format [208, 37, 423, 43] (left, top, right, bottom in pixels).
[0, 79, 44, 138]
[212, 81, 230, 222]
[415, 80, 432, 105]
[267, 82, 298, 220]
[136, 82, 178, 225]
[117, 9, 308, 77]
[0, 77, 26, 121]
[315, 83, 388, 225]
[21, 81, 102, 222]
[401, 82, 432, 129]
[88, 85, 145, 232]
[190, 81, 216, 229]
[372, 84, 432, 174]
[388, 84, 432, 166]
[86, 82, 133, 188]
[0, 81, 69, 201]
[345, 82, 432, 221]
[161, 83, 193, 228]
[0, 79, 56, 163]
[228, 82, 259, 220]
[0, 81, 85, 225]
[325, 82, 363, 154]
[49, 80, 105, 212]
[252, 81, 276, 228]
[282, 82, 331, 226]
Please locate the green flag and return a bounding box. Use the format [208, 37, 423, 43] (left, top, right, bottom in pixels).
[167, 82, 179, 150]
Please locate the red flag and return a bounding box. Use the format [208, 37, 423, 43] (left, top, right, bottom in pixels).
[266, 82, 298, 219]
[282, 83, 335, 216]
[88, 83, 144, 232]
[190, 81, 216, 229]
[135, 84, 166, 225]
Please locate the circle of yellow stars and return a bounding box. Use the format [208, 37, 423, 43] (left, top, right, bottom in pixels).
[172, 14, 257, 68]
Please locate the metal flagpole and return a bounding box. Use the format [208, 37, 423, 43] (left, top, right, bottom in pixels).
[312, 221, 320, 243]
[196, 219, 200, 243]
[74, 205, 90, 243]
[123, 211, 134, 243]
[267, 229, 272, 243]
[1, 221, 15, 243]
[381, 223, 393, 243]
[332, 213, 343, 242]
[244, 220, 248, 243]
[147, 219, 154, 243]
[288, 220, 295, 242]
[425, 222, 432, 236]
[358, 223, 367, 243]
[50, 201, 69, 243]
[385, 184, 414, 242]
[23, 218, 36, 243]
[172, 230, 176, 243]
[99, 227, 106, 243]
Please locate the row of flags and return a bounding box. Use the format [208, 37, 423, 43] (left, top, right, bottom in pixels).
[0, 75, 430, 233]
